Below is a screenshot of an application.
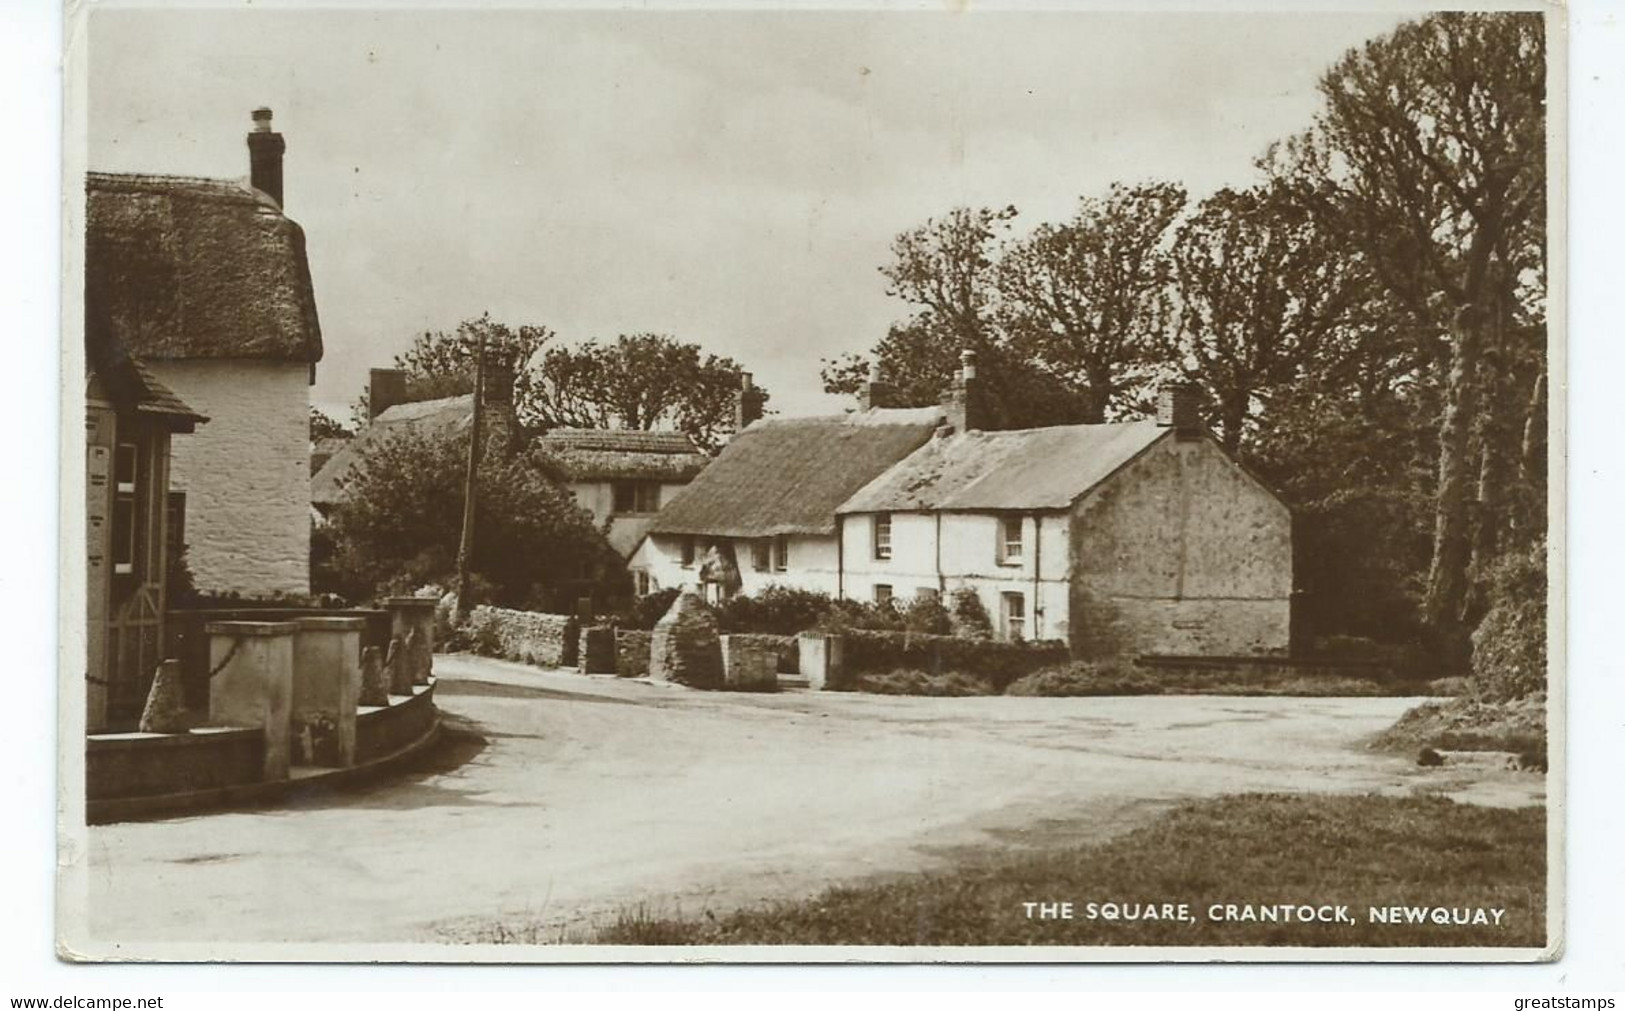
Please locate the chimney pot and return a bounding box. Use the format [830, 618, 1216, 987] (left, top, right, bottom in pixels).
[247, 107, 286, 207]
[732, 372, 765, 432]
[859, 361, 895, 412]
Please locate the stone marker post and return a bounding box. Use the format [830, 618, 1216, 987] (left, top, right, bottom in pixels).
[649, 589, 723, 688]
[385, 637, 412, 696]
[797, 632, 844, 691]
[386, 596, 438, 683]
[358, 645, 390, 707]
[139, 658, 189, 734]
[579, 625, 616, 675]
[292, 616, 365, 767]
[206, 620, 296, 782]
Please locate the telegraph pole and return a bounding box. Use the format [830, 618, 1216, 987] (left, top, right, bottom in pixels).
[453, 330, 486, 622]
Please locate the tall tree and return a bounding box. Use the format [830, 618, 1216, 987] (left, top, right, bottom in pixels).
[1287, 12, 1547, 661]
[1168, 182, 1352, 452]
[999, 182, 1186, 423]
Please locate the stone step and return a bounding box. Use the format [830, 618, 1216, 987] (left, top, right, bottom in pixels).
[777, 674, 811, 691]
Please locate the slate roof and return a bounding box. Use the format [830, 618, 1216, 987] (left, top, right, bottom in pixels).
[310, 395, 474, 506]
[536, 428, 709, 483]
[647, 407, 945, 538]
[85, 357, 209, 432]
[85, 172, 322, 363]
[838, 420, 1170, 514]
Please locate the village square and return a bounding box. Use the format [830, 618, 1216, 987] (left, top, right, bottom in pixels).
[69, 7, 1552, 955]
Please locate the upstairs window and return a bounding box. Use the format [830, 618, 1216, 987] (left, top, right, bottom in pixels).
[772, 535, 789, 572]
[873, 513, 893, 560]
[612, 480, 660, 514]
[998, 515, 1024, 565]
[751, 539, 771, 573]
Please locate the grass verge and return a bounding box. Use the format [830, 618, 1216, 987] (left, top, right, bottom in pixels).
[1371, 693, 1548, 755]
[591, 793, 1544, 947]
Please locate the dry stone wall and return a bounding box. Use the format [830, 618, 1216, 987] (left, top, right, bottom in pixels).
[469, 606, 580, 668]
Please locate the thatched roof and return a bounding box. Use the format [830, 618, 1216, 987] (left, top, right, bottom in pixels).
[85, 172, 322, 363]
[839, 420, 1170, 513]
[311, 395, 473, 506]
[648, 407, 944, 538]
[535, 428, 708, 482]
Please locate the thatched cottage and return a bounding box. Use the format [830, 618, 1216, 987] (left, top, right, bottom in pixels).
[634, 354, 1294, 660]
[85, 108, 321, 598]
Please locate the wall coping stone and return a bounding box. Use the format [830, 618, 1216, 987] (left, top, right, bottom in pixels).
[383, 596, 439, 610]
[293, 616, 368, 631]
[203, 620, 299, 636]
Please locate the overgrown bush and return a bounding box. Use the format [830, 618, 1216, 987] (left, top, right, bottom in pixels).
[716, 586, 836, 635]
[856, 668, 994, 697]
[838, 629, 1069, 691]
[948, 587, 993, 640]
[624, 588, 681, 630]
[1471, 542, 1548, 701]
[901, 593, 954, 635]
[1004, 662, 1160, 697]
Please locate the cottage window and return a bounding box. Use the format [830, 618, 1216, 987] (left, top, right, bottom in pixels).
[873, 513, 893, 560]
[612, 480, 660, 514]
[873, 584, 893, 606]
[751, 539, 771, 572]
[999, 515, 1023, 565]
[679, 537, 696, 568]
[772, 535, 789, 572]
[112, 443, 138, 576]
[634, 570, 653, 596]
[1002, 592, 1027, 642]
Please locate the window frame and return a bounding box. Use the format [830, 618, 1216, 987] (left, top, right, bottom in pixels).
[873, 583, 894, 606]
[751, 539, 771, 573]
[772, 535, 789, 572]
[1001, 591, 1027, 642]
[613, 480, 661, 515]
[679, 537, 696, 568]
[998, 514, 1024, 566]
[873, 512, 893, 561]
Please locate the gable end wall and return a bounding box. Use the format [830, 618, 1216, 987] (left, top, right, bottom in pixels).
[1068, 434, 1291, 659]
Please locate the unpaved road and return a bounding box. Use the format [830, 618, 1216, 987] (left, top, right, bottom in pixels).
[80, 655, 1542, 947]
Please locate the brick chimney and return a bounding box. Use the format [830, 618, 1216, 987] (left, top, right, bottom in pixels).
[858, 361, 895, 412]
[1156, 382, 1202, 435]
[733, 372, 765, 432]
[941, 348, 987, 434]
[247, 107, 285, 208]
[481, 355, 518, 458]
[368, 368, 407, 422]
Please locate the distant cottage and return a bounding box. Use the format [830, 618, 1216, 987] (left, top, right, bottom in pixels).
[86, 108, 321, 599]
[312, 366, 709, 580]
[635, 352, 1293, 660]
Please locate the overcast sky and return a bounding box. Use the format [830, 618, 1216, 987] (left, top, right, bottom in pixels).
[86, 6, 1409, 421]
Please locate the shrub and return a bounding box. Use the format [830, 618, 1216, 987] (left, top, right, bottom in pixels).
[625, 588, 681, 630]
[1471, 542, 1548, 701]
[837, 629, 1069, 691]
[856, 668, 994, 697]
[947, 587, 993, 640]
[901, 593, 954, 635]
[716, 586, 836, 635]
[1004, 662, 1160, 697]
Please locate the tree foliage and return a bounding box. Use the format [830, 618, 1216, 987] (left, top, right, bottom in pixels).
[315, 425, 620, 607]
[356, 315, 766, 452]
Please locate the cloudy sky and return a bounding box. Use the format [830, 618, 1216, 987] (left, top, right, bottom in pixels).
[86, 5, 1408, 420]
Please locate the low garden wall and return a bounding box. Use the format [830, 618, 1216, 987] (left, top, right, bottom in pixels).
[355, 683, 439, 765]
[86, 727, 265, 802]
[468, 606, 579, 668]
[720, 634, 787, 691]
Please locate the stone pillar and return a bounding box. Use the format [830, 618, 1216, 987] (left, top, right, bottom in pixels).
[649, 589, 723, 688]
[385, 596, 439, 658]
[206, 621, 296, 782]
[579, 625, 616, 675]
[139, 659, 189, 734]
[797, 632, 845, 691]
[358, 645, 390, 707]
[385, 637, 413, 696]
[292, 616, 364, 767]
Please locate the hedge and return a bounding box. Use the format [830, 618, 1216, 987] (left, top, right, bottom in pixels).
[837, 629, 1068, 692]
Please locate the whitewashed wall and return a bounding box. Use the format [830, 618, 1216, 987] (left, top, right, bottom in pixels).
[152, 359, 310, 598]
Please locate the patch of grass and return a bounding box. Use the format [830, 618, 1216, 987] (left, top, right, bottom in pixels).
[1372, 694, 1548, 755]
[592, 793, 1545, 947]
[1003, 662, 1406, 698]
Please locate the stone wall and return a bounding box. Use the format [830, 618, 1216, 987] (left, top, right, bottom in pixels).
[468, 605, 579, 668]
[153, 359, 311, 597]
[615, 630, 651, 678]
[720, 634, 783, 691]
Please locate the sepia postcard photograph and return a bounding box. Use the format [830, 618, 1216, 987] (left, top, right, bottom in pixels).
[57, 0, 1563, 963]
